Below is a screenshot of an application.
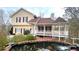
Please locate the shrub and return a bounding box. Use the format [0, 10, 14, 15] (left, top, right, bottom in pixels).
[0, 31, 8, 50]
[11, 35, 25, 44]
[24, 30, 30, 35]
[11, 34, 36, 44]
[25, 34, 35, 40]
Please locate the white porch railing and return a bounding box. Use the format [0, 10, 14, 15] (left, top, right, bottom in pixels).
[36, 31, 68, 37]
[36, 31, 52, 36]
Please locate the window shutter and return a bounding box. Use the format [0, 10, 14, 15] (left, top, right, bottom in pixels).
[16, 17, 18, 23]
[23, 17, 24, 22]
[19, 17, 21, 22]
[21, 28, 22, 33]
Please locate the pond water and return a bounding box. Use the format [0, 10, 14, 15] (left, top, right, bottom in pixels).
[10, 41, 71, 51]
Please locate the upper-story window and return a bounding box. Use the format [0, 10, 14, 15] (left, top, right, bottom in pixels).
[16, 17, 21, 23]
[16, 17, 18, 23]
[16, 17, 28, 23]
[19, 17, 21, 22]
[23, 17, 28, 22]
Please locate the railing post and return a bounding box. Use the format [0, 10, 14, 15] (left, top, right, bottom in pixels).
[59, 25, 61, 41]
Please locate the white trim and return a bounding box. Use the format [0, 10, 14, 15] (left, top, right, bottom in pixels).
[59, 25, 61, 41]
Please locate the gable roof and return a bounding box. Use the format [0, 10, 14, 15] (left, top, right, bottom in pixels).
[54, 17, 67, 23]
[10, 8, 34, 17]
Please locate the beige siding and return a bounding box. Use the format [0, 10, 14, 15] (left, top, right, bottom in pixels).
[11, 10, 34, 25]
[11, 9, 34, 34]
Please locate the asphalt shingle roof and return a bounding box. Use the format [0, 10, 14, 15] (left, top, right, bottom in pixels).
[29, 17, 67, 24]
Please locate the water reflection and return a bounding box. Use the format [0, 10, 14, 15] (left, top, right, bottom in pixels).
[10, 42, 70, 51]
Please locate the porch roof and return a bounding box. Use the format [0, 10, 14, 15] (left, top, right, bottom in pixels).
[29, 17, 67, 25]
[29, 17, 54, 24]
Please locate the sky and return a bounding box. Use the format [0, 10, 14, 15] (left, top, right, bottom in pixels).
[2, 7, 65, 17]
[1, 7, 65, 24]
[0, 0, 79, 24]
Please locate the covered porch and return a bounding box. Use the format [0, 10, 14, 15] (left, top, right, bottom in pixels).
[36, 25, 52, 36]
[31, 24, 68, 38]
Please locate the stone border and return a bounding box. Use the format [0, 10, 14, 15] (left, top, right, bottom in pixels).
[5, 40, 72, 51]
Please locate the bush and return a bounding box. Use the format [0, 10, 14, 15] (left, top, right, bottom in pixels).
[0, 31, 8, 50]
[25, 34, 35, 40]
[11, 35, 25, 44]
[11, 34, 36, 44]
[24, 30, 30, 35]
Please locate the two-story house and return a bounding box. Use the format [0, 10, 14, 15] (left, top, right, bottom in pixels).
[10, 8, 34, 35]
[10, 8, 69, 38]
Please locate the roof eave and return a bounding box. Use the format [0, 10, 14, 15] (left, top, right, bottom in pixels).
[10, 8, 34, 17]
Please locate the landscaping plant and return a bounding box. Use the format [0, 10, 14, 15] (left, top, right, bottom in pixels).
[25, 34, 35, 41]
[0, 30, 8, 50]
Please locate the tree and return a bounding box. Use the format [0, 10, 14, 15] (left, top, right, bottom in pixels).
[65, 7, 79, 43]
[65, 7, 79, 19]
[0, 9, 8, 50]
[0, 30, 8, 50]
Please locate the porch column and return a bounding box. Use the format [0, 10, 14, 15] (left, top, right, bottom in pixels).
[34, 25, 37, 36]
[58, 25, 61, 41]
[64, 25, 67, 42]
[13, 27, 15, 34]
[22, 28, 24, 34]
[44, 25, 45, 36]
[52, 25, 54, 37]
[30, 26, 33, 34]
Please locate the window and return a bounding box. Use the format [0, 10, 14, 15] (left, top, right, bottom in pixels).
[54, 26, 65, 31]
[45, 26, 52, 31]
[54, 26, 59, 31]
[38, 26, 44, 31]
[15, 28, 21, 33]
[16, 17, 18, 23]
[23, 17, 28, 22]
[21, 28, 22, 33]
[60, 26, 64, 31]
[19, 17, 21, 22]
[26, 17, 28, 22]
[23, 28, 25, 32]
[16, 17, 21, 23]
[23, 17, 25, 22]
